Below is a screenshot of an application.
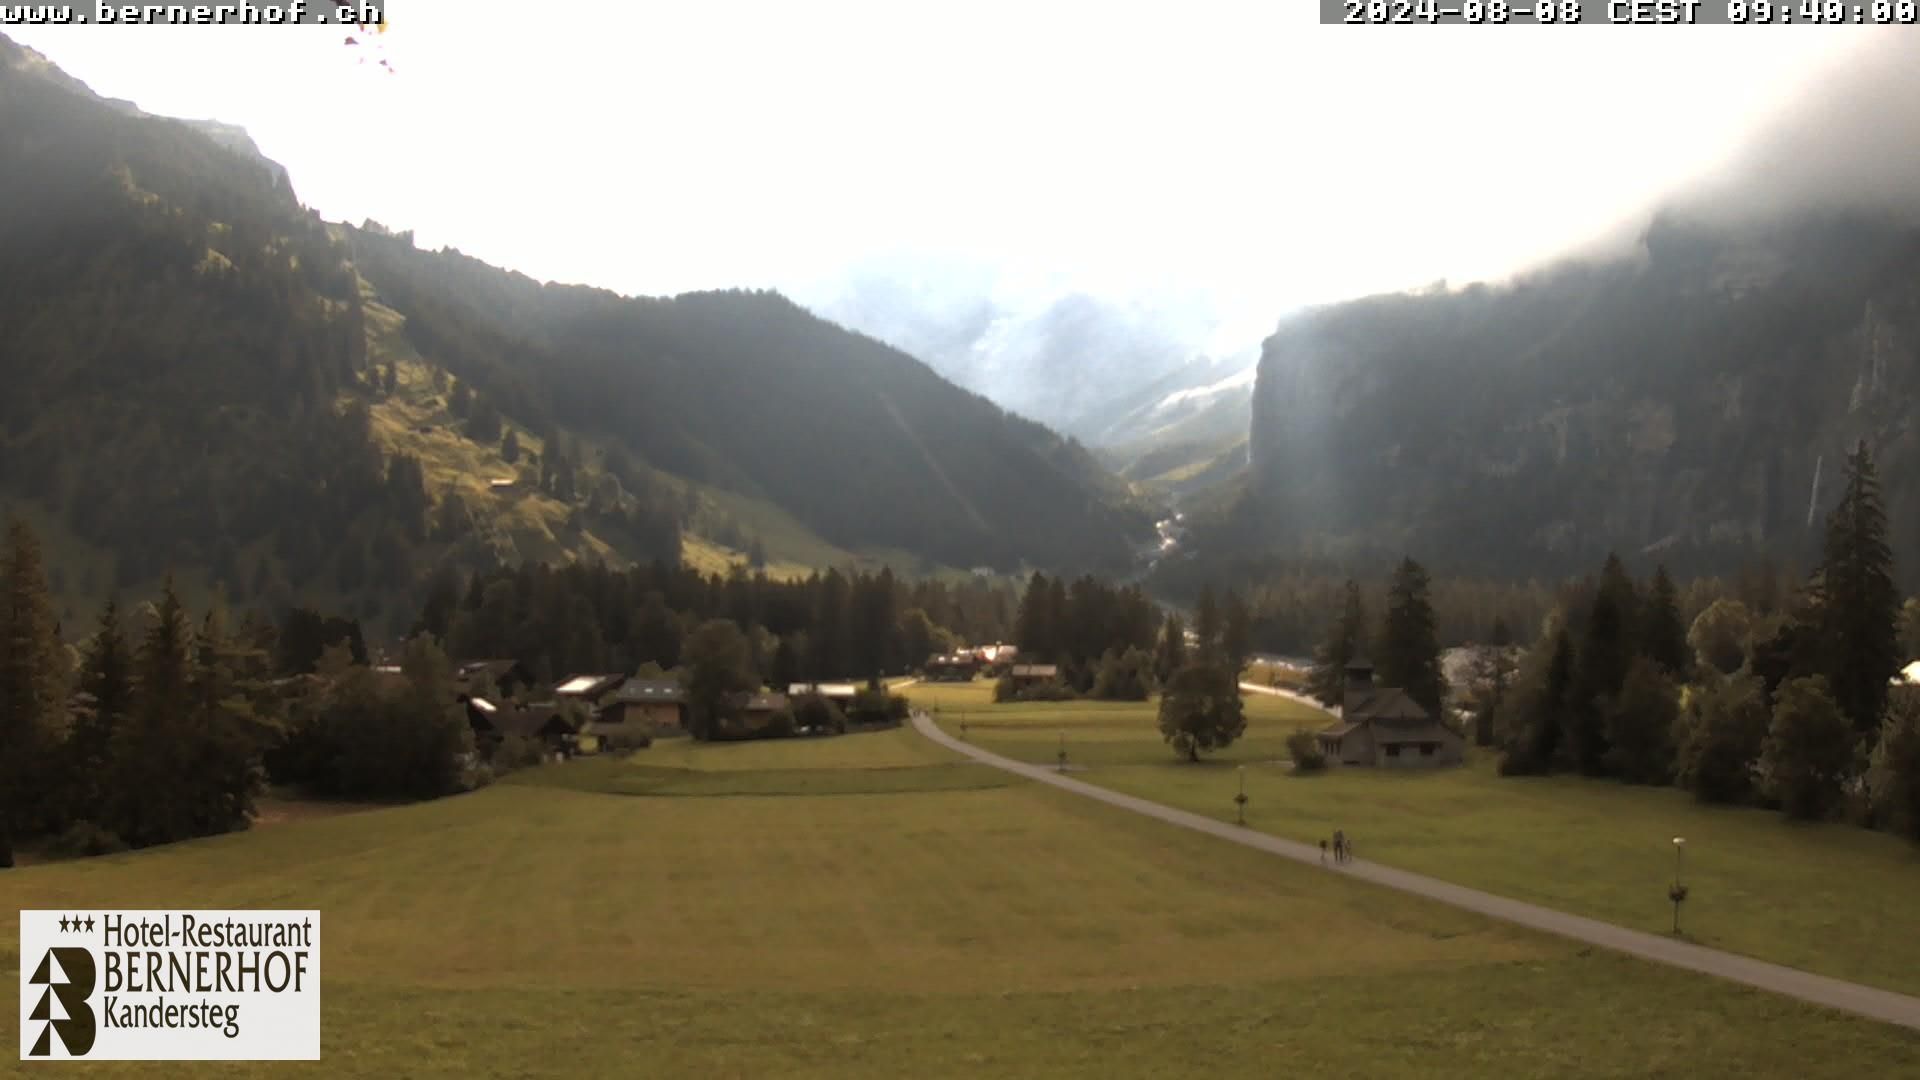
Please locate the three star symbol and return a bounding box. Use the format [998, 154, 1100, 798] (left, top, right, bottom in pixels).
[56, 915, 94, 933]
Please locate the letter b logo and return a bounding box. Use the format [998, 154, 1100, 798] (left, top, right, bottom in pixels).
[27, 948, 96, 1057]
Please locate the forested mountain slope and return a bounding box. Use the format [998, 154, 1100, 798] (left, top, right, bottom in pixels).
[0, 35, 1150, 630]
[1232, 211, 1920, 581]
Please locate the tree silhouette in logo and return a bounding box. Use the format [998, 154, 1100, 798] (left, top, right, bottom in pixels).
[28, 948, 96, 1057]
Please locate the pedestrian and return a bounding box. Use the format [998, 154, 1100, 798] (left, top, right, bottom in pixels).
[1333, 829, 1347, 864]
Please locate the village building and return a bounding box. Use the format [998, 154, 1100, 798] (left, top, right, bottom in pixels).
[924, 653, 981, 681]
[463, 696, 578, 758]
[457, 659, 536, 700]
[613, 678, 690, 735]
[786, 682, 859, 709]
[1008, 663, 1061, 693]
[1315, 659, 1464, 769]
[714, 692, 790, 739]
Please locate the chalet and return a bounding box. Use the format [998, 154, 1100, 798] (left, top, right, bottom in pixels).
[787, 682, 858, 709]
[924, 653, 981, 681]
[501, 702, 580, 756]
[1008, 664, 1061, 693]
[555, 673, 630, 704]
[1315, 659, 1463, 769]
[714, 692, 790, 739]
[613, 678, 688, 735]
[458, 659, 536, 700]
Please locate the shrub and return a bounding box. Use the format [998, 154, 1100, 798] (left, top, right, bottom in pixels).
[491, 735, 548, 771]
[1286, 730, 1327, 772]
[47, 820, 128, 858]
[993, 675, 1016, 703]
[757, 708, 797, 740]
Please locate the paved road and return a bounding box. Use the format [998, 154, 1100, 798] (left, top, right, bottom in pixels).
[911, 710, 1920, 1033]
[1239, 681, 1340, 717]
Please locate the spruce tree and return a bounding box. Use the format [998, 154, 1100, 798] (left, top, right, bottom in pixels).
[111, 578, 196, 847]
[0, 520, 67, 865]
[1762, 675, 1853, 821]
[1153, 612, 1187, 685]
[1641, 566, 1690, 677]
[1192, 585, 1223, 666]
[1222, 589, 1252, 677]
[1307, 580, 1365, 707]
[1377, 558, 1445, 716]
[1569, 554, 1639, 776]
[68, 597, 133, 825]
[1815, 440, 1900, 733]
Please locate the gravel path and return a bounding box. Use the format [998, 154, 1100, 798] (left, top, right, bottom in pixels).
[911, 710, 1920, 1032]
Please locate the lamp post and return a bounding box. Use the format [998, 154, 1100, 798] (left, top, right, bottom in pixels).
[1057, 730, 1067, 773]
[1235, 765, 1248, 825]
[959, 711, 968, 741]
[1669, 836, 1689, 935]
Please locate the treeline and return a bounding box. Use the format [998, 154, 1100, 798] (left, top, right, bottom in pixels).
[1305, 557, 1448, 716]
[1482, 444, 1920, 840]
[1001, 572, 1252, 704]
[423, 560, 1018, 688]
[0, 518, 489, 866]
[1156, 551, 1800, 657]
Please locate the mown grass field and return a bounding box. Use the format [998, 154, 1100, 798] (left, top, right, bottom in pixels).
[916, 678, 1920, 998]
[5, 721, 1918, 1076]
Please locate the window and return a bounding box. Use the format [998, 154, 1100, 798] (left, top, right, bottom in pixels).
[1420, 743, 1436, 757]
[1385, 744, 1400, 758]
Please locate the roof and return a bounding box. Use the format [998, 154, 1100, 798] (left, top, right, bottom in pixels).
[1344, 686, 1432, 723]
[556, 673, 626, 699]
[1317, 721, 1359, 740]
[788, 682, 857, 697]
[459, 659, 530, 683]
[468, 696, 498, 715]
[1896, 660, 1920, 686]
[1371, 721, 1462, 746]
[498, 704, 578, 739]
[740, 692, 789, 712]
[1010, 664, 1059, 678]
[616, 679, 686, 703]
[927, 653, 978, 665]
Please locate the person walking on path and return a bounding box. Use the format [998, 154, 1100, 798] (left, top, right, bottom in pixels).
[1333, 829, 1348, 864]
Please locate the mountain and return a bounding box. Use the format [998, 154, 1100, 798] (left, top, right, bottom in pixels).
[1229, 209, 1920, 581]
[810, 269, 1253, 448]
[0, 35, 1151, 631]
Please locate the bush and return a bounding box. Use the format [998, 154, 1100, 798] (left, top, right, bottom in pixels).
[491, 734, 548, 771]
[758, 708, 798, 740]
[1091, 648, 1155, 701]
[795, 694, 849, 735]
[849, 688, 911, 726]
[993, 675, 1016, 703]
[1286, 730, 1328, 772]
[46, 820, 128, 858]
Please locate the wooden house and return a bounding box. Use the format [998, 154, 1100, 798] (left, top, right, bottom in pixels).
[457, 659, 536, 700]
[1008, 664, 1061, 693]
[1315, 659, 1463, 768]
[613, 678, 688, 735]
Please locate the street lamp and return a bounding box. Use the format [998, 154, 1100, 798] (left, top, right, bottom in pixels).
[1235, 765, 1249, 825]
[1057, 730, 1067, 773]
[1669, 836, 1690, 935]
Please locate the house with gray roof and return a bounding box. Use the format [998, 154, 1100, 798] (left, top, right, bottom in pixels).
[1316, 659, 1463, 768]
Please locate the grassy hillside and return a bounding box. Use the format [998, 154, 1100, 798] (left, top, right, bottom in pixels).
[4, 724, 1917, 1076]
[916, 679, 1920, 998]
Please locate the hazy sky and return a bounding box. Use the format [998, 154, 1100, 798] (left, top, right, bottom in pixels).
[8, 4, 1875, 351]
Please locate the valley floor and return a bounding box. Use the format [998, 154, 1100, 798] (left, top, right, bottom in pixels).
[915, 681, 1920, 999]
[3, 726, 1917, 1076]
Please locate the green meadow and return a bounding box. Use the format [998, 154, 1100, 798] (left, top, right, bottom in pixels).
[916, 678, 1920, 998]
[3, 718, 1917, 1076]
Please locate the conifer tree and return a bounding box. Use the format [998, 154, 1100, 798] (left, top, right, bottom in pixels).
[1307, 580, 1366, 707]
[67, 597, 132, 823]
[1814, 440, 1900, 733]
[1153, 612, 1187, 685]
[1222, 589, 1252, 676]
[111, 577, 196, 847]
[1570, 554, 1639, 775]
[1641, 566, 1690, 677]
[0, 520, 66, 866]
[1192, 585, 1223, 666]
[1377, 558, 1445, 716]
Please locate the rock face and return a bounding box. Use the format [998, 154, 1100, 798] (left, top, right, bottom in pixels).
[1244, 212, 1920, 579]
